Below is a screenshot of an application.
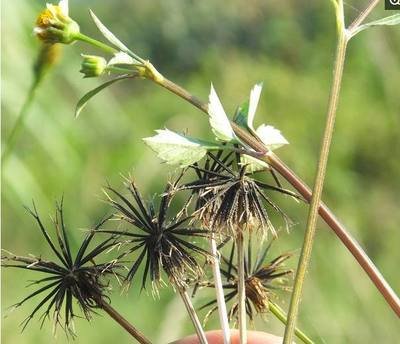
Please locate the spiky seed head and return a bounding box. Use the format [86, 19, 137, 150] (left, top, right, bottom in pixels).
[1, 202, 121, 336]
[101, 178, 210, 292]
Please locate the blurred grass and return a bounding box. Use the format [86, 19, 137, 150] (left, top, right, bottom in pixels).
[1, 0, 399, 343]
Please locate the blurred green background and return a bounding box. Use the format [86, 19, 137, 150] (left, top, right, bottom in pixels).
[2, 0, 399, 343]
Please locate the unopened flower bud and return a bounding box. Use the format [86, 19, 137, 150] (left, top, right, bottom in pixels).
[80, 55, 107, 78]
[34, 0, 79, 44]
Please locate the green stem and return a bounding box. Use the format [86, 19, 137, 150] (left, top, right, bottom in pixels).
[269, 302, 314, 344]
[282, 4, 347, 343]
[75, 33, 118, 54]
[2, 83, 37, 164]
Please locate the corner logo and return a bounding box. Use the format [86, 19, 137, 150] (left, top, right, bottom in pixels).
[386, 0, 400, 10]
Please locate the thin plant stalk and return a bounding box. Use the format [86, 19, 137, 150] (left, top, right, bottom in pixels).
[236, 234, 247, 344]
[97, 298, 152, 344]
[1, 85, 37, 164]
[2, 44, 60, 164]
[268, 302, 314, 344]
[209, 234, 231, 344]
[283, 2, 347, 342]
[75, 32, 118, 54]
[177, 285, 209, 344]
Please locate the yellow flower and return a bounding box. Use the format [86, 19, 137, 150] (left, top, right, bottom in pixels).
[34, 0, 79, 44]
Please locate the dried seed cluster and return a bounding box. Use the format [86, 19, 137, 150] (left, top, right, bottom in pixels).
[101, 178, 210, 290]
[181, 151, 297, 237]
[200, 242, 293, 323]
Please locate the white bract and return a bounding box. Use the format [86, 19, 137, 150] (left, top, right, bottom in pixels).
[57, 0, 69, 16]
[108, 52, 136, 66]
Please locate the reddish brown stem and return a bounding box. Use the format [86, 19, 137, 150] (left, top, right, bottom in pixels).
[268, 154, 400, 317]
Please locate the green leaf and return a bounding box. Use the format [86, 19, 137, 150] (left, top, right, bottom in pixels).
[208, 84, 236, 142]
[75, 75, 132, 118]
[89, 10, 134, 57]
[143, 129, 219, 167]
[349, 14, 400, 38]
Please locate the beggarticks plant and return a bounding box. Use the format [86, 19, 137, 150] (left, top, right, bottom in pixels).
[4, 1, 400, 344]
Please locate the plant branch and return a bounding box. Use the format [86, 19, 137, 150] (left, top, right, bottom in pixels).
[148, 76, 400, 318]
[97, 298, 152, 344]
[159, 78, 208, 113]
[75, 33, 118, 54]
[209, 234, 231, 344]
[283, 2, 347, 341]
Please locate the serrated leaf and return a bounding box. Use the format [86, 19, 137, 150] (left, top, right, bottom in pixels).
[143, 129, 219, 167]
[89, 10, 131, 54]
[255, 124, 289, 150]
[75, 75, 131, 118]
[349, 14, 400, 38]
[208, 84, 236, 142]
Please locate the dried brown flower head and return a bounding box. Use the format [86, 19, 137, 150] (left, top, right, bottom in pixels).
[200, 240, 293, 323]
[100, 177, 210, 291]
[181, 151, 300, 237]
